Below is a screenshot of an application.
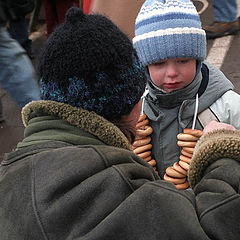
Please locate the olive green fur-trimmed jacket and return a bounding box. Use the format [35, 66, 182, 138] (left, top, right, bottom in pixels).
[0, 100, 240, 239]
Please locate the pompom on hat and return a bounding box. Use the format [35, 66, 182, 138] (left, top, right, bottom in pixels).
[38, 7, 146, 120]
[133, 0, 206, 66]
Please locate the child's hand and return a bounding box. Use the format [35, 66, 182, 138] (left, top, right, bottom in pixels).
[203, 121, 236, 136]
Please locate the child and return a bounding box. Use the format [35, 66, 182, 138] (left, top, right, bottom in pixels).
[133, 0, 240, 178]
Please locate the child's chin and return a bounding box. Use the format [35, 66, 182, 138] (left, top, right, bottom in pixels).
[165, 88, 178, 93]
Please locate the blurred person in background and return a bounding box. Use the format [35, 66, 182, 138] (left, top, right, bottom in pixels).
[0, 0, 40, 122]
[7, 0, 35, 59]
[90, 0, 145, 40]
[203, 0, 239, 39]
[43, 0, 79, 36]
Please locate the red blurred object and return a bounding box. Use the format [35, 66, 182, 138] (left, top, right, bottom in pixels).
[43, 0, 79, 37]
[83, 0, 93, 14]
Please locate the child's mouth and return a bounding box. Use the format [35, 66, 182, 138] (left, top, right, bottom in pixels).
[164, 82, 181, 89]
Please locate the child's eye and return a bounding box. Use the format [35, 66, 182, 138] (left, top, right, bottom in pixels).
[154, 61, 165, 66]
[178, 59, 189, 64]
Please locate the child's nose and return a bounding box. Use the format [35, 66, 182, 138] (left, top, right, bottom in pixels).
[166, 64, 178, 77]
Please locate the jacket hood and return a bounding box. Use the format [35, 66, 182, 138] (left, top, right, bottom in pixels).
[144, 61, 233, 127]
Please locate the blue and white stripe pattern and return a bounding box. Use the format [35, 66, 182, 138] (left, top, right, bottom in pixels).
[133, 0, 206, 66]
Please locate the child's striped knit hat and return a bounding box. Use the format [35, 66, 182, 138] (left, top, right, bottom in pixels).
[133, 0, 206, 66]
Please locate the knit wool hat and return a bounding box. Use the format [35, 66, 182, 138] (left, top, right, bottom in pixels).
[133, 0, 206, 66]
[38, 7, 146, 120]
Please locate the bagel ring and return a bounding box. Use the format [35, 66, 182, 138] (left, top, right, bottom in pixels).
[179, 155, 191, 164]
[164, 174, 186, 185]
[178, 160, 190, 171]
[183, 128, 202, 138]
[133, 144, 152, 154]
[182, 147, 194, 154]
[173, 162, 188, 176]
[177, 141, 197, 148]
[175, 181, 189, 190]
[138, 113, 147, 123]
[143, 155, 152, 162]
[181, 149, 193, 158]
[138, 151, 151, 159]
[165, 166, 186, 178]
[136, 119, 149, 130]
[136, 125, 153, 138]
[148, 159, 157, 167]
[177, 133, 199, 141]
[132, 136, 151, 148]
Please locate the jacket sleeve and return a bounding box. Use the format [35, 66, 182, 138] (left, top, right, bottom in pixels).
[188, 129, 240, 240]
[210, 90, 240, 129]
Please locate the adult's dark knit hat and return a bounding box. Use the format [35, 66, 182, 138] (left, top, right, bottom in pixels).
[38, 7, 146, 120]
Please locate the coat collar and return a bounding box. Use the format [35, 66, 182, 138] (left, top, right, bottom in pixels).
[21, 100, 131, 150]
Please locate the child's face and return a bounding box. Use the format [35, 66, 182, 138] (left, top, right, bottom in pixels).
[148, 58, 197, 93]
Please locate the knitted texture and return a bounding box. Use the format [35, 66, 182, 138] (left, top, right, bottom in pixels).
[133, 0, 206, 66]
[188, 129, 240, 188]
[38, 7, 146, 120]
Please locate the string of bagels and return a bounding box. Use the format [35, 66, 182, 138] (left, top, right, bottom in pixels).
[132, 113, 202, 190]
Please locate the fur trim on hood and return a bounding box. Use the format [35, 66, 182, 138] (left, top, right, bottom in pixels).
[189, 129, 240, 188]
[22, 100, 131, 150]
